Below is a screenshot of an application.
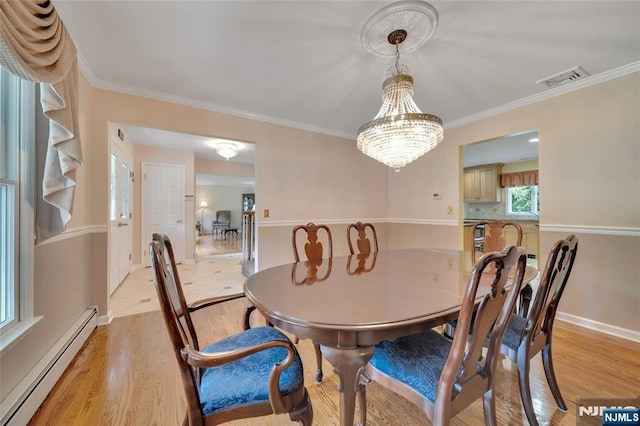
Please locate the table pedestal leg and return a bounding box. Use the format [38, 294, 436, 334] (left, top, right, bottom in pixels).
[320, 345, 374, 426]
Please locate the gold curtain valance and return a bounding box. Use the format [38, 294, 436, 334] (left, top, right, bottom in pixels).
[0, 0, 76, 83]
[0, 0, 83, 243]
[500, 170, 538, 188]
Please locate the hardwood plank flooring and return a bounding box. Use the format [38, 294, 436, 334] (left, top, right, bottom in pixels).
[28, 298, 640, 425]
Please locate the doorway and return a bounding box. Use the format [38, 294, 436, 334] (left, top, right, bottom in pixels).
[461, 130, 540, 259]
[194, 179, 254, 258]
[109, 137, 132, 294]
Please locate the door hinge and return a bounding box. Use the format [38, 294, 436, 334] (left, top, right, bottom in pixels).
[129, 253, 131, 260]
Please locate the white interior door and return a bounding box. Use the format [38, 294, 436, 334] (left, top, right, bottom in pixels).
[143, 163, 185, 266]
[109, 141, 132, 295]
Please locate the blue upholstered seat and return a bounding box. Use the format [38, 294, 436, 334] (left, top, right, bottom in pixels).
[369, 329, 454, 404]
[199, 326, 304, 415]
[502, 313, 527, 351]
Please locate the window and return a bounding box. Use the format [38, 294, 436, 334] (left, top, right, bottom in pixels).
[0, 66, 38, 349]
[506, 185, 539, 215]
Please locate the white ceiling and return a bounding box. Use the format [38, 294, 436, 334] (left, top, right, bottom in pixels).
[55, 1, 639, 168]
[463, 130, 539, 168]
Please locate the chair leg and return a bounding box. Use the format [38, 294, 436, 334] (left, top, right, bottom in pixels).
[542, 344, 567, 411]
[313, 343, 323, 383]
[242, 306, 255, 330]
[517, 355, 539, 426]
[289, 389, 314, 425]
[483, 389, 497, 426]
[357, 371, 370, 425]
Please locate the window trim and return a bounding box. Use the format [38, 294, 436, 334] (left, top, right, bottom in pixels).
[0, 74, 41, 353]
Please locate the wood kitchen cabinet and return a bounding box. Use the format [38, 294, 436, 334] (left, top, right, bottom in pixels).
[463, 163, 503, 202]
[504, 221, 539, 258]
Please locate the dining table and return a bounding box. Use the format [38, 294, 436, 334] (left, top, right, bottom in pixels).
[243, 248, 537, 426]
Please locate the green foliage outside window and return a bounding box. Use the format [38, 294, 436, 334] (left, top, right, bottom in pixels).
[508, 185, 539, 214]
[511, 186, 532, 212]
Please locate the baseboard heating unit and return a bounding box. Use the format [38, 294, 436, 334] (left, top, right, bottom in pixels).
[1, 307, 98, 425]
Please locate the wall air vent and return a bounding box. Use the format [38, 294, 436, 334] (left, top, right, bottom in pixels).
[536, 66, 590, 88]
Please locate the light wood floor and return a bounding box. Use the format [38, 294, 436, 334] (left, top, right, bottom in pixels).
[29, 298, 640, 425]
[195, 233, 242, 257]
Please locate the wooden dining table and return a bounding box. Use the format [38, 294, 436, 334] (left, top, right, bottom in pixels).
[244, 248, 537, 426]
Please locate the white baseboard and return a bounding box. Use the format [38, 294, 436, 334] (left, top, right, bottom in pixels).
[1, 307, 98, 425]
[556, 312, 640, 343]
[99, 311, 114, 326]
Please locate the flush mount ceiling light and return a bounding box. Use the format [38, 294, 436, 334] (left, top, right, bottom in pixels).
[216, 142, 238, 160]
[357, 0, 443, 172]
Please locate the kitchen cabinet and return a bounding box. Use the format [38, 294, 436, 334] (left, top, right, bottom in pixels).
[463, 163, 503, 202]
[504, 221, 539, 258]
[463, 224, 474, 252]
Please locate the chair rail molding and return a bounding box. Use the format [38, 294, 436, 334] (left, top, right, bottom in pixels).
[540, 224, 640, 237]
[36, 225, 108, 247]
[258, 218, 458, 228]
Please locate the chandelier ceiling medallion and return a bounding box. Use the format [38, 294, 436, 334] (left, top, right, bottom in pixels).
[216, 142, 238, 160]
[357, 0, 444, 172]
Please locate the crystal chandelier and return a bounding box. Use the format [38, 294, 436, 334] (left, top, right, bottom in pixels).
[357, 4, 443, 172]
[216, 142, 238, 160]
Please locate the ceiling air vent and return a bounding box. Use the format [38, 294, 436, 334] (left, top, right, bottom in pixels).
[536, 66, 590, 88]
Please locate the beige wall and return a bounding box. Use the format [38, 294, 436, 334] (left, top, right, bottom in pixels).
[89, 87, 394, 271]
[502, 159, 538, 173]
[388, 72, 640, 331]
[88, 88, 389, 273]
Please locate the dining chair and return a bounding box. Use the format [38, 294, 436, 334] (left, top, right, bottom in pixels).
[292, 222, 333, 262]
[291, 222, 333, 383]
[367, 246, 527, 426]
[346, 222, 378, 255]
[471, 220, 532, 316]
[471, 220, 523, 263]
[149, 234, 313, 425]
[501, 235, 578, 426]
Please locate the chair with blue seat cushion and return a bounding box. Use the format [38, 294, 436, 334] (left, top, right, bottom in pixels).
[367, 245, 527, 426]
[501, 235, 578, 426]
[149, 234, 312, 425]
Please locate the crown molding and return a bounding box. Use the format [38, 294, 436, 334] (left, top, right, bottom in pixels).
[75, 56, 354, 140]
[77, 51, 639, 139]
[445, 61, 640, 130]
